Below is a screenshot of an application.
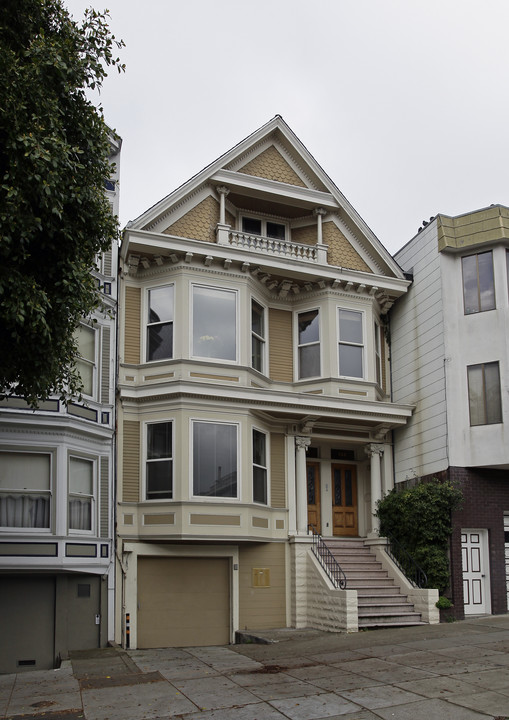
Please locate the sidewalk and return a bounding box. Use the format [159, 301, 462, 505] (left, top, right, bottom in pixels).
[1, 615, 509, 720]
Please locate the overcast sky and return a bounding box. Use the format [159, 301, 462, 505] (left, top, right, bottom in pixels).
[66, 0, 509, 255]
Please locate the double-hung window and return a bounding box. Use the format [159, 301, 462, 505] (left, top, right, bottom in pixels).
[193, 421, 237, 498]
[192, 285, 237, 361]
[69, 456, 94, 531]
[467, 362, 502, 426]
[462, 251, 495, 314]
[298, 309, 320, 379]
[338, 309, 363, 378]
[242, 216, 286, 240]
[253, 429, 268, 505]
[146, 422, 173, 499]
[76, 324, 96, 397]
[0, 452, 51, 529]
[251, 300, 266, 373]
[147, 285, 174, 361]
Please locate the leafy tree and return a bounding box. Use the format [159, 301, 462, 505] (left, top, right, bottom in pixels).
[376, 478, 462, 593]
[0, 0, 124, 405]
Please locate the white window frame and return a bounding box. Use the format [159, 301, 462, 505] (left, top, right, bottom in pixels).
[143, 420, 174, 502]
[467, 361, 502, 426]
[338, 308, 364, 379]
[0, 449, 53, 533]
[75, 323, 98, 399]
[252, 427, 269, 506]
[251, 297, 267, 374]
[145, 284, 174, 363]
[68, 454, 96, 534]
[240, 214, 288, 241]
[296, 308, 321, 380]
[191, 284, 239, 363]
[191, 419, 239, 501]
[462, 250, 496, 315]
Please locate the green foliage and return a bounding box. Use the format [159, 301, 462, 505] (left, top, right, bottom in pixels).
[435, 595, 453, 610]
[0, 0, 124, 405]
[376, 479, 462, 594]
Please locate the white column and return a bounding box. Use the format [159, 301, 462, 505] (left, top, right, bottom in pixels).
[313, 207, 327, 244]
[295, 436, 311, 534]
[217, 185, 229, 225]
[365, 443, 384, 536]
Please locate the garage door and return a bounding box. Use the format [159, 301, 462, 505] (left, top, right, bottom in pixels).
[137, 557, 230, 648]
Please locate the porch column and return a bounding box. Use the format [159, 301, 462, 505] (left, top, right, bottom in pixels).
[216, 186, 230, 244]
[365, 443, 384, 536]
[295, 436, 311, 534]
[313, 207, 327, 245]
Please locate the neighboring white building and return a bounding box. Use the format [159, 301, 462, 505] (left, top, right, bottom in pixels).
[391, 205, 509, 618]
[0, 135, 121, 673]
[115, 116, 418, 649]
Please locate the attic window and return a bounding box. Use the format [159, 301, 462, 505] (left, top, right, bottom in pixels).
[242, 216, 285, 240]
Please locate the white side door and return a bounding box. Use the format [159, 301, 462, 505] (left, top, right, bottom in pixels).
[461, 529, 490, 615]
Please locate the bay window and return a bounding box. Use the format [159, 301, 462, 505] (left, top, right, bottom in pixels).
[467, 362, 502, 426]
[338, 309, 363, 378]
[69, 456, 94, 531]
[192, 285, 237, 361]
[251, 299, 266, 373]
[0, 452, 51, 529]
[252, 429, 267, 504]
[146, 422, 173, 499]
[147, 285, 174, 361]
[298, 309, 320, 379]
[193, 421, 237, 498]
[76, 324, 96, 397]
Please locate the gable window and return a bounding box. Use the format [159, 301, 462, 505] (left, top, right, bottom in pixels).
[146, 422, 173, 500]
[467, 362, 502, 426]
[69, 456, 94, 531]
[298, 309, 320, 379]
[192, 285, 237, 361]
[147, 285, 174, 361]
[193, 421, 237, 498]
[253, 429, 267, 505]
[76, 324, 96, 397]
[251, 300, 266, 373]
[0, 452, 51, 528]
[462, 251, 495, 314]
[338, 309, 363, 378]
[242, 216, 286, 240]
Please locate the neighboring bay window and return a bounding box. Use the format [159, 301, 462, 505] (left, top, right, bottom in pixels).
[252, 429, 267, 504]
[146, 422, 173, 499]
[76, 324, 96, 397]
[251, 299, 266, 373]
[147, 285, 174, 361]
[467, 362, 502, 426]
[192, 285, 237, 361]
[193, 421, 237, 498]
[69, 456, 94, 531]
[338, 309, 363, 378]
[298, 309, 320, 379]
[462, 251, 495, 314]
[0, 452, 51, 528]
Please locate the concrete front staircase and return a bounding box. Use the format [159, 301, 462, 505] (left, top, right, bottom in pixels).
[323, 537, 424, 629]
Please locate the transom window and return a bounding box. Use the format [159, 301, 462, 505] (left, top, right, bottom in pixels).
[75, 324, 96, 397]
[298, 309, 320, 379]
[0, 452, 51, 529]
[69, 456, 94, 531]
[147, 285, 174, 361]
[462, 251, 495, 315]
[251, 300, 266, 373]
[146, 422, 173, 500]
[253, 429, 267, 505]
[193, 421, 237, 498]
[192, 285, 237, 361]
[338, 309, 363, 378]
[467, 362, 502, 426]
[242, 216, 286, 240]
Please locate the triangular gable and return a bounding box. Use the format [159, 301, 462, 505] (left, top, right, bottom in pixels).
[237, 145, 307, 188]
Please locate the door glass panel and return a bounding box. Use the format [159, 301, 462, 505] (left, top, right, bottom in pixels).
[344, 469, 353, 506]
[333, 469, 342, 506]
[307, 466, 316, 505]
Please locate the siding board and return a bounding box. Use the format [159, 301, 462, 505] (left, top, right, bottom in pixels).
[122, 420, 140, 501]
[124, 287, 141, 364]
[270, 433, 286, 508]
[269, 309, 293, 382]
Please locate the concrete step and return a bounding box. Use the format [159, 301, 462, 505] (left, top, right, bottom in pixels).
[359, 618, 426, 628]
[357, 594, 409, 606]
[358, 603, 416, 615]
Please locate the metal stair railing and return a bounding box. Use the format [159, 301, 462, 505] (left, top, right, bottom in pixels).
[385, 534, 428, 588]
[308, 525, 347, 589]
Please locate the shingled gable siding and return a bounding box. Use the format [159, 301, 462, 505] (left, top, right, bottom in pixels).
[323, 221, 372, 272]
[269, 308, 293, 382]
[124, 287, 141, 364]
[163, 195, 220, 243]
[122, 420, 140, 502]
[238, 145, 307, 188]
[270, 433, 286, 508]
[292, 224, 318, 246]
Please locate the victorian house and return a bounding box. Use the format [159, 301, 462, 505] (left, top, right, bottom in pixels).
[0, 135, 121, 672]
[116, 116, 433, 649]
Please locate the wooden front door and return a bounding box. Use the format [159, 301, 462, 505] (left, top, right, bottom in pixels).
[332, 464, 358, 536]
[307, 462, 321, 533]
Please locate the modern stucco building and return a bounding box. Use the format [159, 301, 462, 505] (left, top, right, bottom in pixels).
[114, 116, 429, 648]
[391, 205, 509, 619]
[0, 135, 121, 673]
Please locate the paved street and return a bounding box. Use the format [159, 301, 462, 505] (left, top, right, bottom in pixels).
[1, 615, 509, 720]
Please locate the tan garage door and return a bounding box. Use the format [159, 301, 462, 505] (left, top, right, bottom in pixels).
[137, 557, 230, 648]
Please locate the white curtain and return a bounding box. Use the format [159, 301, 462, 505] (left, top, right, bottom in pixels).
[0, 493, 50, 528]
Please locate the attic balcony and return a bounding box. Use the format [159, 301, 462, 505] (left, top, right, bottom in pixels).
[216, 224, 328, 264]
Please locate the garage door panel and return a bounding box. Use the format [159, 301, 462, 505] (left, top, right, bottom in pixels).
[137, 557, 230, 648]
